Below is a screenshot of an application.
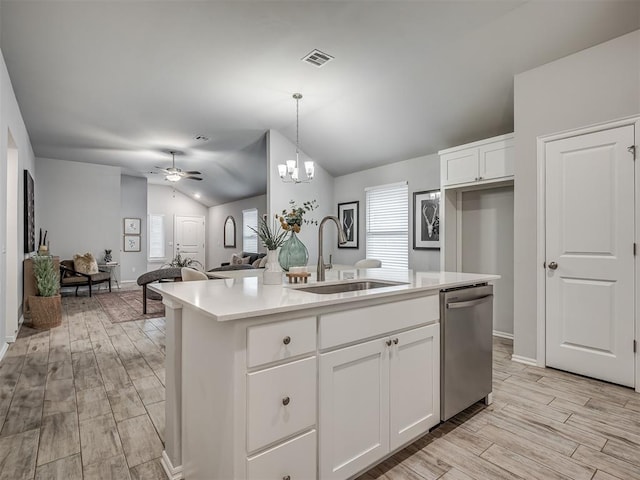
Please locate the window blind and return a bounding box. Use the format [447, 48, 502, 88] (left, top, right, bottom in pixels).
[148, 214, 165, 259]
[243, 208, 259, 252]
[365, 182, 408, 269]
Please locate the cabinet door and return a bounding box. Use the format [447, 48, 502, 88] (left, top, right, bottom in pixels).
[319, 338, 389, 480]
[441, 149, 479, 186]
[478, 138, 514, 180]
[389, 324, 440, 451]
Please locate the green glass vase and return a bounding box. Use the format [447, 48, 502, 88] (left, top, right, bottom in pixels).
[278, 232, 309, 271]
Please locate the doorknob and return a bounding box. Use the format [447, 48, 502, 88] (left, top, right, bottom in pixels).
[548, 261, 558, 270]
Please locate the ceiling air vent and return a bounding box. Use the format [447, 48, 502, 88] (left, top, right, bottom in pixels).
[302, 49, 334, 68]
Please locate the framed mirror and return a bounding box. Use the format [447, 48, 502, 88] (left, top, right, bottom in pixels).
[224, 216, 236, 248]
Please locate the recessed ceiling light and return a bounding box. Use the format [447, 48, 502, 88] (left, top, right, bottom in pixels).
[302, 49, 334, 67]
[194, 193, 201, 199]
[194, 135, 210, 142]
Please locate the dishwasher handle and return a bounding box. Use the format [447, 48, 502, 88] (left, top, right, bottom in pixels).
[446, 294, 493, 309]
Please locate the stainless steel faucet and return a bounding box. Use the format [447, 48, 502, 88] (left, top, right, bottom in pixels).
[317, 216, 347, 281]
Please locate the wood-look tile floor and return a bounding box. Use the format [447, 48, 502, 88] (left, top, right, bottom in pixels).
[358, 337, 640, 480]
[0, 291, 167, 480]
[1, 291, 639, 480]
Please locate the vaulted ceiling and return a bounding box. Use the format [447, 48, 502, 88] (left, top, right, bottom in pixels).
[1, 1, 638, 206]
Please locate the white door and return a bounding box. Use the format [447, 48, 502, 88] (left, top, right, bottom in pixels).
[175, 215, 205, 268]
[545, 125, 635, 387]
[389, 324, 440, 451]
[319, 338, 389, 480]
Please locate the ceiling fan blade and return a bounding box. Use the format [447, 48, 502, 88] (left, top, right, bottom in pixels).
[185, 176, 203, 181]
[184, 170, 202, 175]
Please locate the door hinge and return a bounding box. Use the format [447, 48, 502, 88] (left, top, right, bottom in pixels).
[629, 145, 637, 160]
[543, 261, 546, 269]
[634, 340, 637, 353]
[634, 243, 637, 256]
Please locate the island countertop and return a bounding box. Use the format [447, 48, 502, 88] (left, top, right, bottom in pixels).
[149, 268, 498, 322]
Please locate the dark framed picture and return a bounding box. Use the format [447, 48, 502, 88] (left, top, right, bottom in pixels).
[123, 235, 141, 252]
[23, 170, 35, 253]
[338, 201, 359, 248]
[123, 217, 141, 235]
[413, 190, 440, 249]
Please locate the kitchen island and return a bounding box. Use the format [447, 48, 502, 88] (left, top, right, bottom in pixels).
[151, 268, 498, 480]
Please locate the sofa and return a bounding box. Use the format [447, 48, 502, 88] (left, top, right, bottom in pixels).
[60, 260, 111, 297]
[218, 251, 267, 268]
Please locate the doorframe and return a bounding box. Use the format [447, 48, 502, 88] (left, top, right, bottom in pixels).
[536, 114, 640, 392]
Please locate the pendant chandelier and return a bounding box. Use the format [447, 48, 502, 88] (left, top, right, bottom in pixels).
[278, 93, 314, 183]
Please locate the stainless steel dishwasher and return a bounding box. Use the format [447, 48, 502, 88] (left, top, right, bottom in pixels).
[440, 283, 493, 421]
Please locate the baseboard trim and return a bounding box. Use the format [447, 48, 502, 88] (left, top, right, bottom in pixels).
[493, 330, 513, 340]
[511, 354, 538, 366]
[161, 451, 183, 480]
[0, 342, 8, 362]
[5, 335, 16, 343]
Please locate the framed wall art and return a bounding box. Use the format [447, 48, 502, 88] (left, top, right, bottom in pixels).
[23, 170, 35, 253]
[338, 201, 359, 248]
[413, 189, 440, 249]
[123, 217, 141, 235]
[123, 235, 141, 252]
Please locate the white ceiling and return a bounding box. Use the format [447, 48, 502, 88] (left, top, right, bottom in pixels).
[1, 1, 639, 207]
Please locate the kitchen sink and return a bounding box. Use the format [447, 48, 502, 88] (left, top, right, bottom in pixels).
[293, 280, 408, 295]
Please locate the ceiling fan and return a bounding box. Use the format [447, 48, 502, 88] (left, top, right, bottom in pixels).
[155, 151, 202, 182]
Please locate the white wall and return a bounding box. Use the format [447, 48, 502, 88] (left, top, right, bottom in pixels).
[267, 130, 334, 265]
[461, 186, 514, 336]
[332, 153, 441, 270]
[147, 184, 208, 271]
[0, 49, 36, 351]
[35, 158, 121, 264]
[513, 30, 640, 360]
[208, 194, 267, 268]
[120, 175, 147, 282]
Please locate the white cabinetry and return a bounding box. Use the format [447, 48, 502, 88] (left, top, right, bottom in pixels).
[440, 133, 514, 187]
[319, 297, 440, 480]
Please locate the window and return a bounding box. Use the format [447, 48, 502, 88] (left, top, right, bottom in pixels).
[148, 214, 165, 259]
[365, 182, 408, 269]
[242, 208, 259, 252]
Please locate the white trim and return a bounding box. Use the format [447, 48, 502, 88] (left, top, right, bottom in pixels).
[511, 354, 538, 367]
[536, 135, 546, 368]
[364, 180, 407, 192]
[161, 450, 183, 480]
[0, 342, 8, 362]
[492, 330, 513, 340]
[438, 133, 514, 155]
[5, 335, 16, 343]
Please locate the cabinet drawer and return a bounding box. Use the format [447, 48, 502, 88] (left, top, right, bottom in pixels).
[247, 316, 316, 368]
[247, 356, 316, 452]
[319, 295, 439, 350]
[247, 429, 316, 480]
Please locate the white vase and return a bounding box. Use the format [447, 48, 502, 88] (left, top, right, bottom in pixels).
[263, 250, 282, 285]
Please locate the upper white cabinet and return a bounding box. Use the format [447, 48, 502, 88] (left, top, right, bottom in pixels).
[440, 133, 514, 187]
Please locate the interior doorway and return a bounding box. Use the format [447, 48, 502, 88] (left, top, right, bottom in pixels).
[5, 130, 19, 342]
[539, 119, 637, 389]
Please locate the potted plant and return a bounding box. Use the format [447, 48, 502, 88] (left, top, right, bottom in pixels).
[277, 199, 318, 271]
[29, 254, 62, 329]
[163, 252, 203, 270]
[250, 215, 288, 284]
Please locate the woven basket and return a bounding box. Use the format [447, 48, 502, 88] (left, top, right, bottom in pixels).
[28, 294, 62, 329]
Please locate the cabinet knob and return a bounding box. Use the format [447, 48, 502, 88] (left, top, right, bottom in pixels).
[283, 476, 291, 480]
[475, 177, 479, 181]
[385, 339, 392, 347]
[282, 396, 290, 406]
[283, 336, 291, 345]
[393, 338, 399, 345]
